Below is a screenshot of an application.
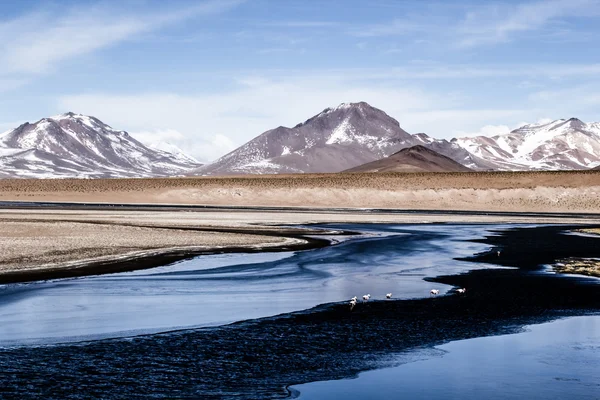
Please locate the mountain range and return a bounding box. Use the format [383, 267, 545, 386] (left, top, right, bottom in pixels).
[454, 118, 600, 170]
[194, 102, 416, 175]
[196, 102, 600, 175]
[1, 103, 599, 179]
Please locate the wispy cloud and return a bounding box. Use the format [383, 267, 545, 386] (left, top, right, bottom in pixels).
[348, 0, 600, 48]
[457, 0, 600, 47]
[260, 21, 340, 28]
[351, 18, 430, 37]
[0, 0, 243, 76]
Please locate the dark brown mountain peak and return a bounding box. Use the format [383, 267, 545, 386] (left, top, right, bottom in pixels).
[391, 144, 436, 156]
[344, 145, 473, 173]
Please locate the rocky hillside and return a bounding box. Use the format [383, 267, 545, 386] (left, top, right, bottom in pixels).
[344, 145, 473, 173]
[0, 113, 201, 178]
[195, 102, 418, 175]
[454, 118, 600, 170]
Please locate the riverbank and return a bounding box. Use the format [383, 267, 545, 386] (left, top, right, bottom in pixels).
[2, 207, 600, 284]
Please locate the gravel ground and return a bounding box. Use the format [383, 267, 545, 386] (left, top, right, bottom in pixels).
[0, 216, 289, 275]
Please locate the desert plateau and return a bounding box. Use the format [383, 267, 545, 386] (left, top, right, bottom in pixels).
[1, 170, 599, 212]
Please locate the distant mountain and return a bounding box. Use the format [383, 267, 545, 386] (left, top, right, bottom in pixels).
[412, 132, 498, 171]
[195, 103, 600, 174]
[0, 113, 201, 178]
[454, 118, 600, 170]
[344, 145, 473, 173]
[148, 141, 200, 165]
[195, 102, 417, 175]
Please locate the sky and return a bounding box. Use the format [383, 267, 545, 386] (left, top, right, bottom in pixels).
[1, 0, 600, 162]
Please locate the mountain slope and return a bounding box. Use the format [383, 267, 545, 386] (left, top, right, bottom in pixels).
[344, 145, 473, 173]
[195, 102, 417, 175]
[0, 113, 202, 178]
[454, 118, 600, 170]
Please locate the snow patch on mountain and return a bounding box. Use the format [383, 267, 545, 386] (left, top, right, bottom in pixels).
[326, 118, 355, 144]
[0, 113, 202, 179]
[195, 102, 415, 175]
[454, 117, 600, 170]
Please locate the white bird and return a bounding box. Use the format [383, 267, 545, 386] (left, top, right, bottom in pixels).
[457, 288, 466, 294]
[350, 296, 358, 302]
[362, 294, 371, 301]
[386, 293, 392, 299]
[430, 289, 440, 296]
[349, 299, 357, 310]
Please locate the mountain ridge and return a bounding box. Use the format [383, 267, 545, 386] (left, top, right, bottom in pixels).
[196, 102, 424, 175]
[344, 145, 473, 173]
[0, 113, 202, 178]
[454, 117, 600, 170]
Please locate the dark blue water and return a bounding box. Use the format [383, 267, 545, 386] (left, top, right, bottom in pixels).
[0, 223, 599, 399]
[294, 315, 600, 399]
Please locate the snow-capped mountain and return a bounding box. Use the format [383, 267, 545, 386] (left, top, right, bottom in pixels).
[454, 118, 600, 170]
[0, 113, 202, 178]
[149, 141, 200, 165]
[196, 103, 600, 175]
[194, 102, 504, 175]
[195, 102, 422, 175]
[412, 132, 498, 170]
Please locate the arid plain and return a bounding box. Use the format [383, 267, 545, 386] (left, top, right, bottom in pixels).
[1, 171, 599, 282]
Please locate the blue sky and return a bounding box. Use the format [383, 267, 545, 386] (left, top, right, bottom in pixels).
[1, 0, 600, 161]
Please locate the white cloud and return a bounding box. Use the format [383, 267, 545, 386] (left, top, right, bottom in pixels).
[132, 129, 236, 163]
[349, 0, 599, 48]
[131, 129, 186, 145]
[456, 124, 513, 138]
[457, 0, 599, 47]
[535, 118, 554, 125]
[0, 0, 243, 76]
[261, 21, 339, 28]
[352, 18, 430, 37]
[0, 78, 29, 93]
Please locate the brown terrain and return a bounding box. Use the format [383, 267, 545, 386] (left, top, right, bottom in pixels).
[344, 145, 473, 173]
[0, 171, 598, 212]
[1, 170, 599, 282]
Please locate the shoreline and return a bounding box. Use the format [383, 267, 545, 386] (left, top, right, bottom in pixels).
[0, 223, 338, 285]
[2, 206, 600, 285]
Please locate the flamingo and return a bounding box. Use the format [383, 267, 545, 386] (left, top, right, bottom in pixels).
[386, 293, 392, 299]
[350, 296, 358, 302]
[430, 289, 440, 296]
[457, 288, 466, 294]
[362, 294, 371, 301]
